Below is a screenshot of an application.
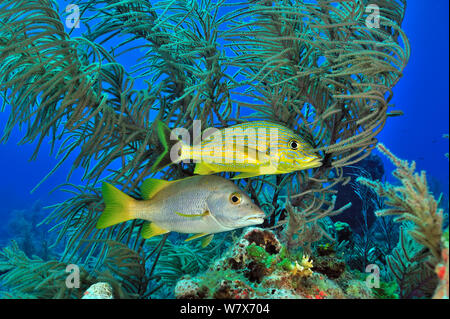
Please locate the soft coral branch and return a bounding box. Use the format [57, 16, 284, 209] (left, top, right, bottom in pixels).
[357, 143, 443, 261]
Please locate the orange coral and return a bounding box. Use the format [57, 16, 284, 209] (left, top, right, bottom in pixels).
[433, 248, 449, 299]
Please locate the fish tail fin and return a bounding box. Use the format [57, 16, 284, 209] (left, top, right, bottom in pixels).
[97, 183, 137, 229]
[151, 121, 182, 173]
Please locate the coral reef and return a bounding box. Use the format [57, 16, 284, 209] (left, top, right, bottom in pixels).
[150, 232, 231, 297]
[0, 0, 414, 300]
[0, 241, 94, 299]
[0, 240, 159, 299]
[334, 154, 385, 231]
[334, 222, 353, 244]
[174, 228, 374, 299]
[371, 280, 399, 299]
[0, 0, 410, 273]
[358, 143, 443, 261]
[385, 227, 438, 298]
[6, 200, 55, 260]
[357, 144, 445, 298]
[433, 228, 449, 299]
[282, 197, 351, 253]
[312, 244, 346, 279]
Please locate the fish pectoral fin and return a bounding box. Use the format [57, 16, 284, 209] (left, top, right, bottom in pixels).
[185, 233, 213, 247]
[231, 171, 263, 180]
[175, 210, 210, 218]
[201, 234, 214, 248]
[141, 221, 170, 239]
[141, 178, 172, 200]
[194, 162, 216, 175]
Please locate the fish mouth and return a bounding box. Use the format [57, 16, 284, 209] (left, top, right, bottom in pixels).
[244, 212, 266, 225]
[300, 158, 323, 169]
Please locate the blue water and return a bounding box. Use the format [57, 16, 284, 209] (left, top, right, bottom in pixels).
[0, 1, 448, 232]
[378, 0, 449, 196]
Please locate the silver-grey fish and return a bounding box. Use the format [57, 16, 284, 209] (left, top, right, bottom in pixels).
[96, 175, 265, 247]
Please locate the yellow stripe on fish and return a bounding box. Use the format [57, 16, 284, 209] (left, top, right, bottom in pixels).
[150, 120, 322, 178]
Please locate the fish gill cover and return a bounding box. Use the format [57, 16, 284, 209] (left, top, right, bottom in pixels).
[0, 0, 446, 300]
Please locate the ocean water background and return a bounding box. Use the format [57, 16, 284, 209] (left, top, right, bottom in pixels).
[0, 1, 448, 240]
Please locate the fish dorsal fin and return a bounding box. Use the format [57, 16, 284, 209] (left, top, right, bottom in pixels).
[193, 127, 221, 146]
[194, 163, 216, 175]
[141, 221, 170, 239]
[141, 178, 172, 200]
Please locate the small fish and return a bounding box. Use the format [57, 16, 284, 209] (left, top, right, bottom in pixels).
[151, 120, 322, 179]
[96, 175, 265, 247]
[386, 110, 404, 117]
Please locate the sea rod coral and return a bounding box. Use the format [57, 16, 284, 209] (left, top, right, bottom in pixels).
[357, 143, 443, 261]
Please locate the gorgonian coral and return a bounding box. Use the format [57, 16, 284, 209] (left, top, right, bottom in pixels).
[357, 144, 445, 298]
[357, 143, 443, 261]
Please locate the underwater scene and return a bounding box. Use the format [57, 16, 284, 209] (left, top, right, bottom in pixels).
[0, 0, 448, 303]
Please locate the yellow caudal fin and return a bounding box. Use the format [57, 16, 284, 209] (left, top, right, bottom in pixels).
[141, 221, 170, 239]
[140, 178, 172, 200]
[97, 183, 136, 229]
[194, 162, 216, 175]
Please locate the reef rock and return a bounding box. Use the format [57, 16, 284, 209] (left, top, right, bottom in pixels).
[82, 282, 114, 299]
[174, 228, 375, 299]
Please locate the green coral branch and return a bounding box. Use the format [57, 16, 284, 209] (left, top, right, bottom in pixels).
[0, 240, 158, 299]
[385, 227, 438, 298]
[357, 143, 443, 261]
[153, 236, 226, 286]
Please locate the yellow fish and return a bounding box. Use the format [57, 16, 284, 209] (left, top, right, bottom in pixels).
[96, 175, 265, 248]
[151, 120, 322, 179]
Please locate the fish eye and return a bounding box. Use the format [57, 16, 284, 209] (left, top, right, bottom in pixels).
[288, 139, 299, 150]
[229, 192, 242, 205]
